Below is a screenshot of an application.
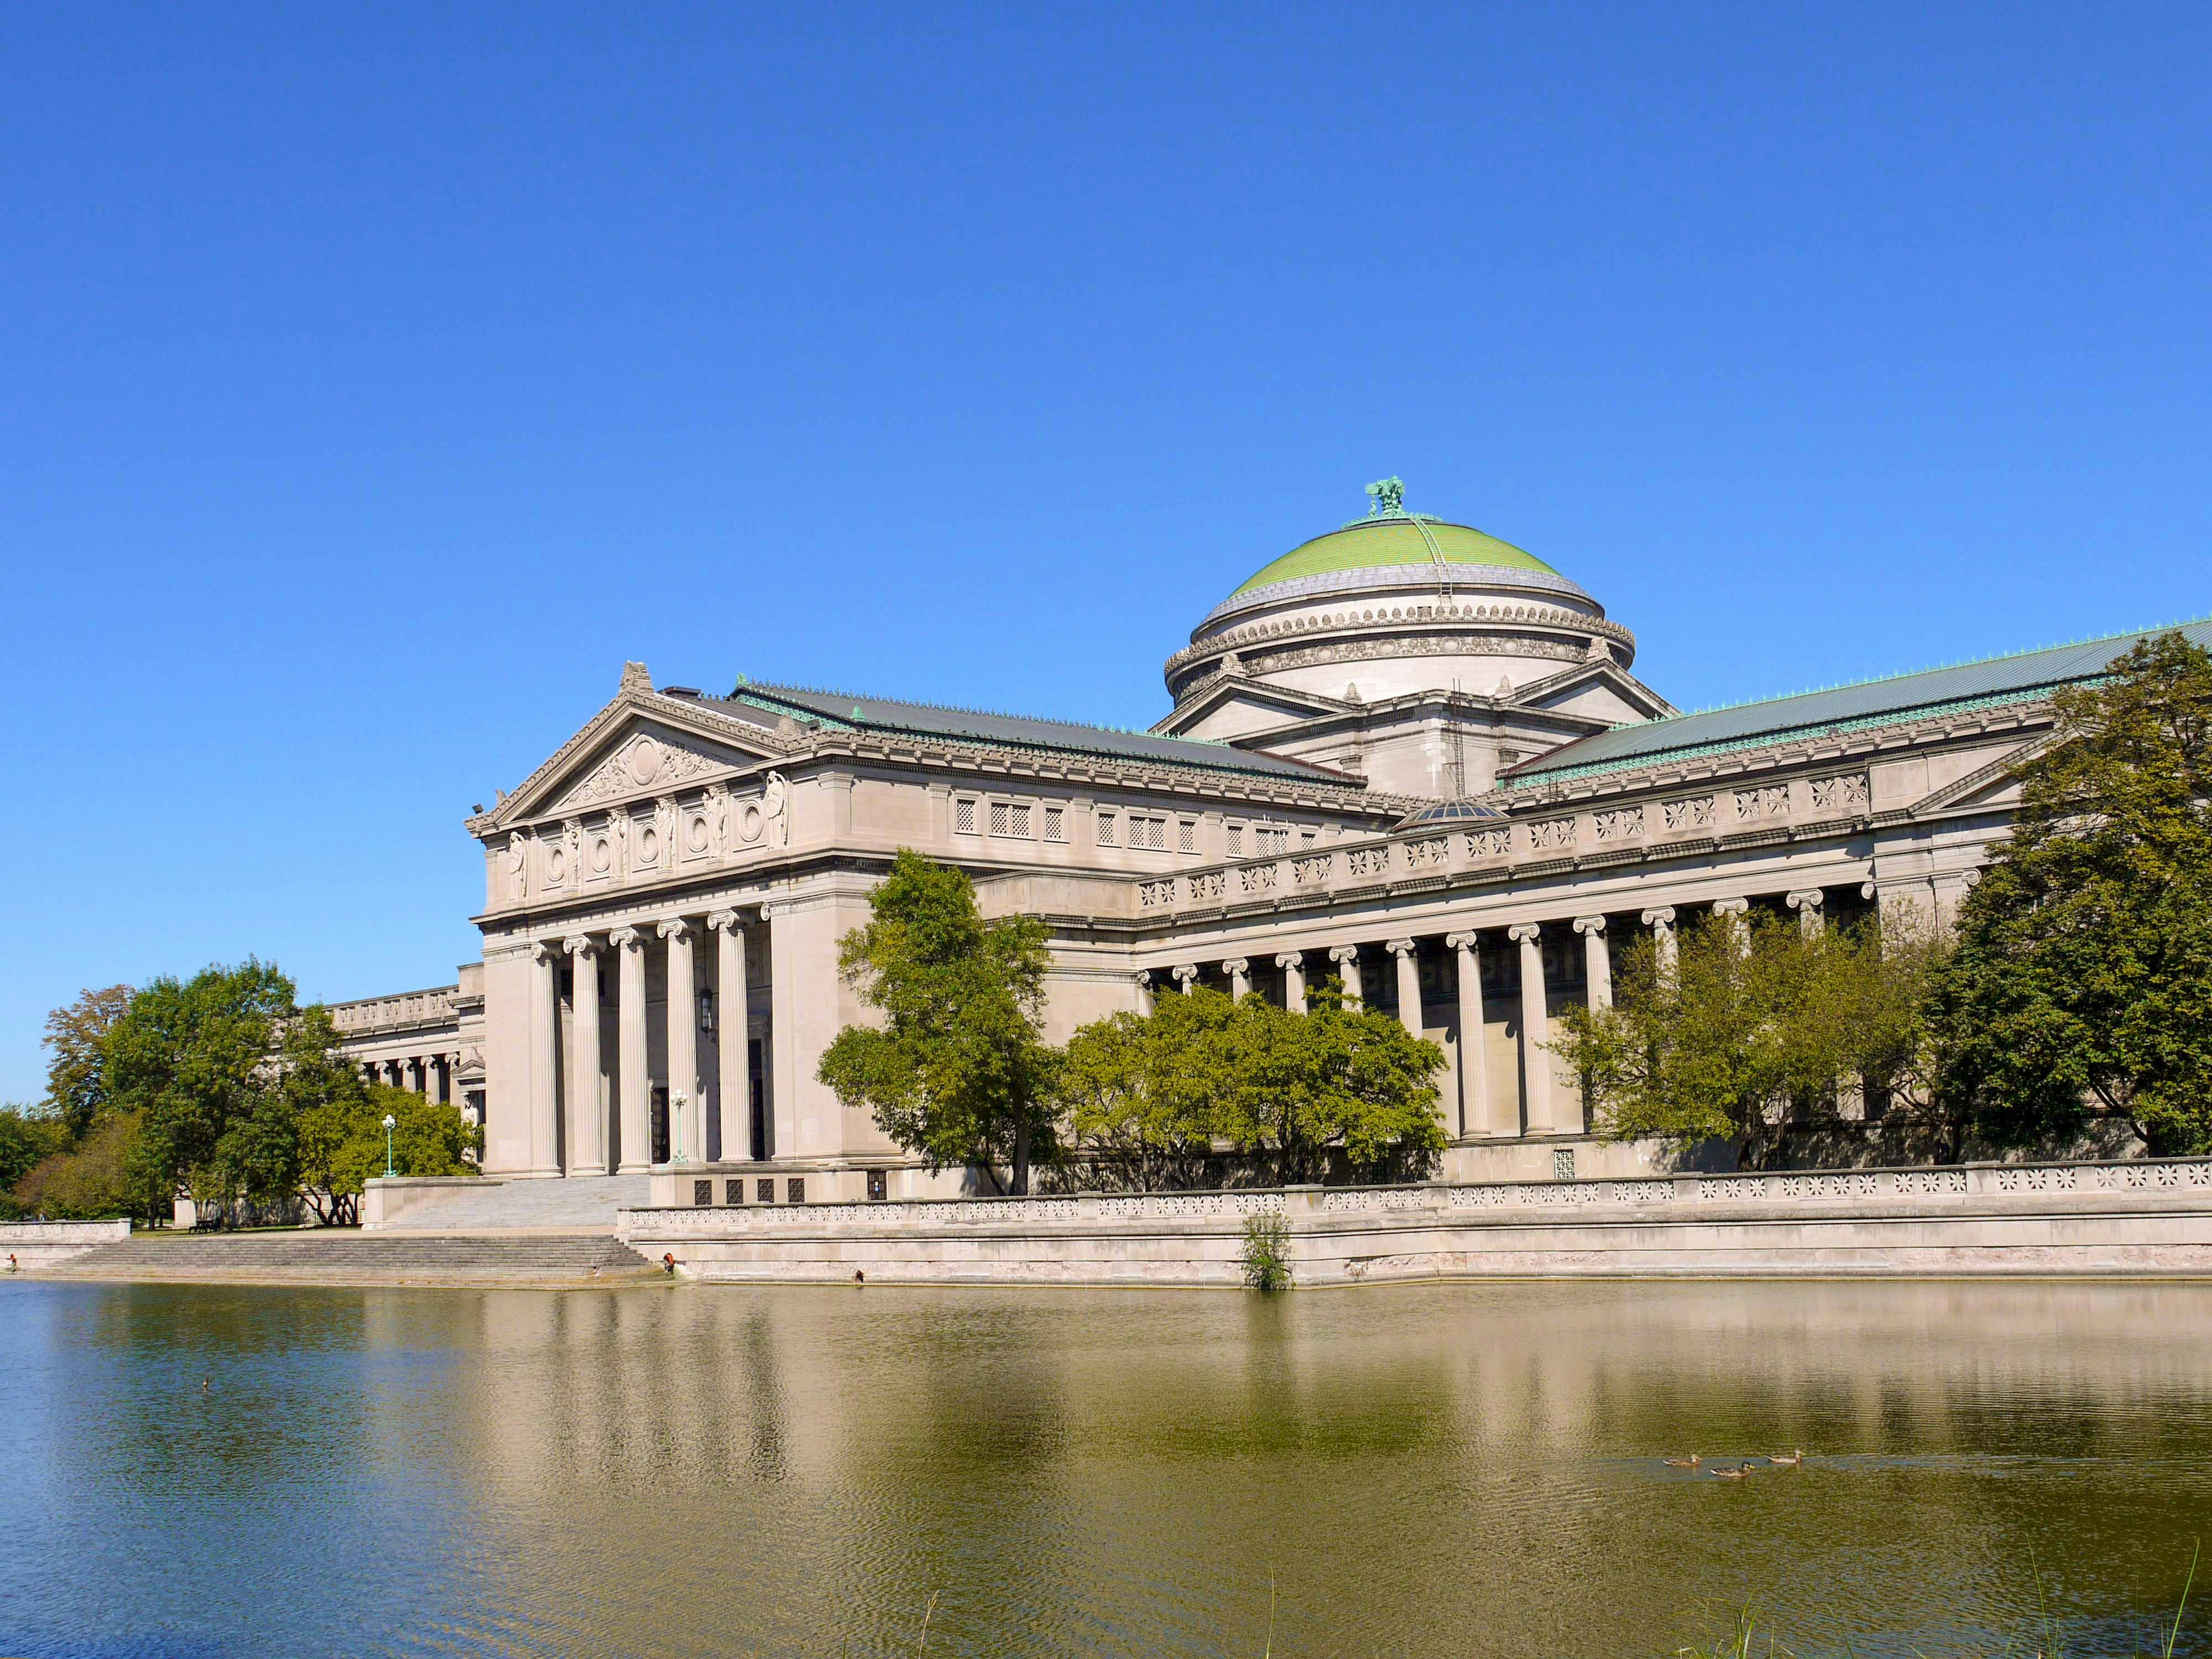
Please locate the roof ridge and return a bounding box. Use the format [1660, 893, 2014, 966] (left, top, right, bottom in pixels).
[1648, 615, 2212, 725]
[737, 677, 1246, 750]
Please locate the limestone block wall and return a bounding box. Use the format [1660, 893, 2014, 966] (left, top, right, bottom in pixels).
[1, 1219, 131, 1267]
[620, 1157, 2212, 1286]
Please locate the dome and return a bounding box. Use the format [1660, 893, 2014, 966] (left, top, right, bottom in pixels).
[1392, 800, 1509, 831]
[1230, 516, 1559, 599]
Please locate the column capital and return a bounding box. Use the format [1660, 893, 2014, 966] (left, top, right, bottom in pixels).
[1220, 957, 1250, 975]
[1507, 922, 1543, 944]
[1385, 938, 1416, 958]
[1640, 906, 1677, 928]
[1328, 944, 1359, 964]
[562, 933, 598, 957]
[1170, 964, 1199, 985]
[1785, 889, 1824, 911]
[1711, 897, 1750, 917]
[530, 939, 562, 965]
[1272, 951, 1303, 970]
[1573, 915, 1606, 936]
[1445, 931, 1479, 951]
[608, 925, 644, 950]
[657, 916, 694, 941]
[706, 907, 749, 932]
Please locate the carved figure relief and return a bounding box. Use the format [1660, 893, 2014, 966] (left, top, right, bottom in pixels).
[705, 783, 731, 855]
[505, 833, 531, 901]
[764, 771, 790, 847]
[557, 731, 728, 811]
[654, 796, 679, 867]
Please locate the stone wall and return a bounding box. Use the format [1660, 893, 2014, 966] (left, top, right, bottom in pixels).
[621, 1157, 2212, 1286]
[1, 1219, 132, 1268]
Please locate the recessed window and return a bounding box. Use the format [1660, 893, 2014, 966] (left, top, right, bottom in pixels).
[1010, 802, 1032, 838]
[989, 800, 1010, 836]
[1177, 820, 1196, 854]
[1096, 810, 1118, 847]
[1227, 823, 1244, 855]
[954, 797, 977, 835]
[1044, 805, 1066, 843]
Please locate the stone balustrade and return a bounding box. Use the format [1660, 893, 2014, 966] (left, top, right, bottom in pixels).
[328, 986, 461, 1034]
[1133, 770, 1871, 922]
[620, 1156, 2212, 1286]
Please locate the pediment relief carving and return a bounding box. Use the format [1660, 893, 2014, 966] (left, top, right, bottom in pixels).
[552, 727, 753, 813]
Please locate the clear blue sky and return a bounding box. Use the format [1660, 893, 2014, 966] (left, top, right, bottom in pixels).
[3, 3, 2208, 1100]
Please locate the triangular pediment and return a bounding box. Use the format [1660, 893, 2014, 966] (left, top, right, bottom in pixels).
[491, 688, 795, 830]
[1510, 660, 1677, 723]
[1155, 676, 1353, 739]
[1908, 733, 2054, 818]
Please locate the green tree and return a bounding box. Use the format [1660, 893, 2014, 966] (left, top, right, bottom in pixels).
[1211, 983, 1447, 1183]
[11, 1112, 167, 1222]
[42, 984, 133, 1141]
[0, 1105, 71, 1218]
[1057, 993, 1235, 1190]
[300, 1079, 482, 1225]
[818, 850, 1062, 1194]
[1553, 911, 1940, 1168]
[107, 961, 301, 1214]
[1930, 632, 2212, 1154]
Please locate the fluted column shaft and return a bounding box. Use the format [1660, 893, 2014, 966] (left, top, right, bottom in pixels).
[1575, 916, 1611, 1010]
[1713, 896, 1751, 957]
[1509, 923, 1554, 1134]
[710, 911, 751, 1161]
[528, 942, 561, 1176]
[1275, 952, 1305, 1013]
[1642, 907, 1678, 982]
[661, 918, 699, 1163]
[564, 936, 605, 1174]
[1388, 940, 1422, 1037]
[1446, 932, 1494, 1137]
[1329, 944, 1361, 1003]
[1135, 971, 1155, 1016]
[612, 927, 650, 1172]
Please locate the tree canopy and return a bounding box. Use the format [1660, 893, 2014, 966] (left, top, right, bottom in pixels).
[817, 849, 1062, 1193]
[1058, 983, 1446, 1186]
[1929, 632, 2212, 1154]
[1553, 911, 1938, 1168]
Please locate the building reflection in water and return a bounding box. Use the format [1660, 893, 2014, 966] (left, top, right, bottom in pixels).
[15, 1280, 2212, 1658]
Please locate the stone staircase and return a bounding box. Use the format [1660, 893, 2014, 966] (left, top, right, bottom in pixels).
[43, 1230, 662, 1287]
[373, 1173, 651, 1233]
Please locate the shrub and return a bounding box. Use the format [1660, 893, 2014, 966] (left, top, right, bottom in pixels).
[1239, 1211, 1292, 1291]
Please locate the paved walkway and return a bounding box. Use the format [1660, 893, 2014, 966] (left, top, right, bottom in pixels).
[38, 1229, 663, 1288]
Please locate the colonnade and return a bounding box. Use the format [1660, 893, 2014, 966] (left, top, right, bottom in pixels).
[362, 1053, 460, 1105]
[1145, 889, 1833, 1139]
[527, 907, 776, 1177]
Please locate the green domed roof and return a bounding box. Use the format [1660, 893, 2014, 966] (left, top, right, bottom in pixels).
[1230, 514, 1558, 598]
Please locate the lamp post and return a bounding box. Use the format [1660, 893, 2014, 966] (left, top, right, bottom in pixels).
[382, 1114, 397, 1179]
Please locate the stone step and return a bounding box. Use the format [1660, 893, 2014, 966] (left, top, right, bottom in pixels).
[45, 1230, 661, 1285]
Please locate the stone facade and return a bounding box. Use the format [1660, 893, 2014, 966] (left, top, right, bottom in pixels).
[326, 488, 2201, 1198]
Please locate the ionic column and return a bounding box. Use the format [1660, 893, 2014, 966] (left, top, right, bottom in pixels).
[1224, 957, 1251, 1000]
[1135, 970, 1155, 1016]
[563, 936, 605, 1174]
[1274, 952, 1306, 1013]
[709, 910, 752, 1161]
[1507, 923, 1554, 1134]
[660, 917, 699, 1164]
[1387, 939, 1422, 1037]
[528, 941, 562, 1176]
[1446, 932, 1494, 1136]
[1574, 916, 1611, 1009]
[611, 926, 650, 1172]
[1642, 906, 1678, 980]
[1787, 889, 1825, 938]
[1713, 896, 1751, 956]
[1329, 944, 1361, 1003]
[1171, 964, 1198, 996]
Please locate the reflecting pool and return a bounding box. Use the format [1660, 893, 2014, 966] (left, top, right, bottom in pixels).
[2, 1279, 2208, 1657]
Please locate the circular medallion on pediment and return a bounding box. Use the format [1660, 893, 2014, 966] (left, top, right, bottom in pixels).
[687, 814, 709, 853]
[548, 848, 567, 883]
[639, 828, 659, 862]
[591, 837, 611, 874]
[739, 804, 763, 844]
[628, 737, 663, 786]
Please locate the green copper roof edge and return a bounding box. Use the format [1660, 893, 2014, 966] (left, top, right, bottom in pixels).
[1509, 686, 2055, 787]
[723, 686, 1358, 787]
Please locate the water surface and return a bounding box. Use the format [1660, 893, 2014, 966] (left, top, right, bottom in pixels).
[2, 1279, 2208, 1657]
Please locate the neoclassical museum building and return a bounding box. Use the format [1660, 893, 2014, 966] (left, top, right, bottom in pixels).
[329, 481, 2199, 1198]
